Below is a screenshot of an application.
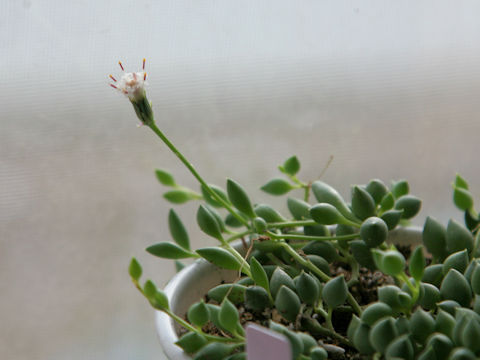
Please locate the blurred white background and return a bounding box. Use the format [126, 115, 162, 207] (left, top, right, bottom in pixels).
[2, 1, 480, 359]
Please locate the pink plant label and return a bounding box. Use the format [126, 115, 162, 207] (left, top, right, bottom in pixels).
[246, 323, 292, 360]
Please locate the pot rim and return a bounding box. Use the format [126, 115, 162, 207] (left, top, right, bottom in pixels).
[155, 225, 423, 360]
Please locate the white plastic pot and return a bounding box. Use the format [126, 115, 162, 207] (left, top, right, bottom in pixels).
[155, 226, 423, 360]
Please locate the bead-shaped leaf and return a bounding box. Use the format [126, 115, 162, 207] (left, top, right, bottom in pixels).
[418, 283, 440, 310]
[323, 275, 348, 308]
[373, 250, 405, 276]
[245, 286, 271, 312]
[461, 318, 480, 353]
[391, 179, 409, 199]
[309, 347, 328, 360]
[187, 301, 210, 327]
[437, 300, 461, 316]
[219, 299, 241, 335]
[448, 348, 476, 360]
[379, 192, 395, 212]
[168, 209, 190, 250]
[282, 155, 301, 176]
[394, 195, 421, 219]
[254, 204, 286, 223]
[380, 209, 404, 230]
[295, 271, 320, 305]
[311, 181, 356, 221]
[350, 240, 376, 270]
[453, 187, 474, 211]
[361, 302, 392, 326]
[155, 169, 176, 186]
[261, 178, 295, 196]
[385, 334, 414, 360]
[309, 203, 344, 225]
[197, 205, 223, 241]
[207, 283, 246, 305]
[422, 264, 444, 288]
[353, 323, 375, 355]
[440, 268, 472, 307]
[175, 331, 207, 354]
[305, 254, 331, 275]
[347, 315, 361, 343]
[298, 333, 317, 355]
[442, 249, 468, 275]
[446, 219, 474, 254]
[270, 267, 296, 298]
[423, 216, 448, 261]
[196, 247, 241, 271]
[410, 308, 435, 344]
[225, 212, 248, 228]
[287, 197, 311, 220]
[425, 333, 452, 360]
[369, 316, 397, 354]
[366, 179, 388, 205]
[275, 285, 301, 322]
[226, 179, 255, 218]
[146, 242, 195, 259]
[163, 189, 195, 204]
[302, 240, 338, 263]
[409, 245, 425, 282]
[194, 342, 236, 360]
[250, 257, 270, 295]
[360, 217, 388, 248]
[455, 173, 469, 189]
[378, 285, 403, 312]
[201, 184, 229, 208]
[129, 257, 142, 281]
[435, 309, 456, 338]
[351, 186, 376, 220]
[471, 265, 480, 294]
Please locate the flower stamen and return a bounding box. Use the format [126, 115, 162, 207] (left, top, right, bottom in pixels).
[118, 61, 125, 71]
[109, 74, 117, 82]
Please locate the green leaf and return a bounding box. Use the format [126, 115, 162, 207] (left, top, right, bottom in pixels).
[350, 240, 376, 270]
[168, 209, 190, 250]
[174, 260, 185, 273]
[373, 250, 405, 276]
[440, 268, 472, 307]
[146, 242, 195, 259]
[261, 178, 295, 196]
[448, 348, 476, 360]
[455, 173, 469, 190]
[294, 271, 320, 306]
[369, 317, 398, 354]
[187, 301, 210, 327]
[282, 155, 301, 176]
[409, 245, 425, 282]
[385, 334, 414, 360]
[254, 204, 286, 223]
[287, 197, 311, 220]
[196, 205, 223, 241]
[275, 285, 301, 322]
[360, 217, 388, 248]
[410, 308, 435, 344]
[435, 309, 456, 338]
[245, 286, 271, 312]
[361, 302, 392, 326]
[391, 179, 409, 199]
[129, 257, 142, 280]
[207, 283, 246, 305]
[353, 323, 375, 355]
[379, 192, 395, 212]
[394, 195, 421, 219]
[201, 184, 229, 208]
[311, 181, 356, 221]
[253, 217, 267, 233]
[471, 265, 480, 295]
[196, 247, 241, 271]
[226, 179, 255, 218]
[270, 267, 296, 298]
[351, 186, 376, 220]
[309, 203, 344, 225]
[194, 343, 236, 360]
[322, 275, 348, 308]
[366, 179, 388, 205]
[250, 257, 270, 295]
[163, 189, 193, 204]
[309, 347, 328, 360]
[219, 299, 241, 334]
[155, 169, 176, 186]
[423, 216, 448, 261]
[175, 332, 207, 354]
[380, 209, 404, 230]
[462, 319, 480, 353]
[453, 187, 473, 212]
[143, 279, 157, 299]
[446, 219, 474, 254]
[224, 212, 247, 228]
[442, 249, 469, 275]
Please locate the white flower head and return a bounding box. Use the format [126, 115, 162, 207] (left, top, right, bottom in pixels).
[109, 59, 148, 102]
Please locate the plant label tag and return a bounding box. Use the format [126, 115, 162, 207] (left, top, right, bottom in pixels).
[246, 323, 292, 360]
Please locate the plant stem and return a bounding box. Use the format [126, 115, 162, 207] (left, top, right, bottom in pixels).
[267, 231, 358, 242]
[148, 122, 249, 228]
[164, 309, 244, 343]
[268, 220, 318, 228]
[226, 230, 252, 243]
[220, 239, 252, 277]
[326, 307, 334, 331]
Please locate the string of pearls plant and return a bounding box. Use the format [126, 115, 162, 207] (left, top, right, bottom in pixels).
[111, 61, 480, 360]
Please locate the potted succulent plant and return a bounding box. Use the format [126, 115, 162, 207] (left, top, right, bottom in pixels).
[111, 61, 480, 360]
